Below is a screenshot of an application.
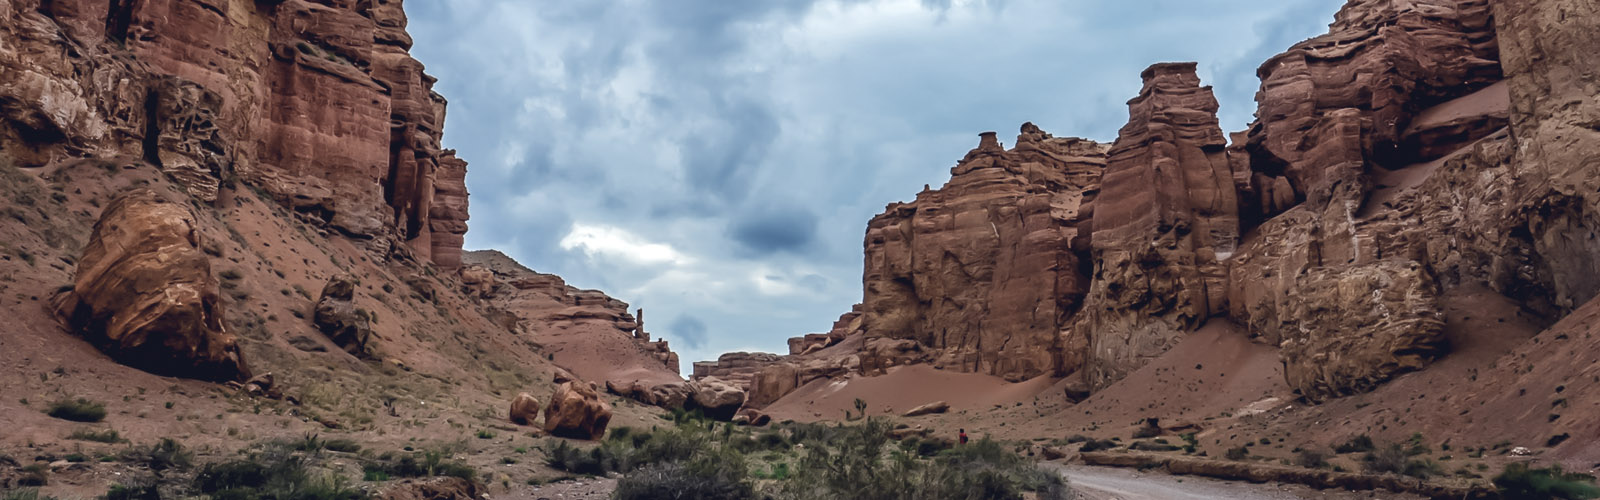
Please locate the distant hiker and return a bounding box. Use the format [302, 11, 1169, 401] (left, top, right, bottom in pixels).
[959, 428, 968, 445]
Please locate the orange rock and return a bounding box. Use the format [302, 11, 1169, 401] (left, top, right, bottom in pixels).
[544, 381, 612, 440]
[509, 393, 541, 426]
[52, 189, 248, 381]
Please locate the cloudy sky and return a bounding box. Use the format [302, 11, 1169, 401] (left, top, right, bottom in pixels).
[406, 0, 1344, 374]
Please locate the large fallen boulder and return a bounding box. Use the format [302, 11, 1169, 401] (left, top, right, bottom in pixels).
[313, 274, 372, 357]
[689, 377, 747, 421]
[544, 381, 613, 440]
[903, 401, 950, 417]
[52, 189, 248, 381]
[509, 393, 541, 426]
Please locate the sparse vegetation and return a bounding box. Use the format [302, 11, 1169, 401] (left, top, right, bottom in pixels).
[361, 450, 475, 482]
[46, 398, 107, 422]
[1494, 463, 1600, 499]
[1334, 434, 1375, 454]
[196, 448, 367, 500]
[1295, 448, 1329, 469]
[68, 428, 122, 443]
[121, 438, 193, 472]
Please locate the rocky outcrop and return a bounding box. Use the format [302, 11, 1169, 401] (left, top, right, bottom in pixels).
[903, 401, 949, 417]
[509, 393, 541, 426]
[605, 379, 690, 410]
[688, 376, 747, 420]
[544, 381, 612, 440]
[692, 352, 783, 389]
[313, 274, 373, 357]
[51, 189, 248, 381]
[1076, 62, 1239, 388]
[1494, 0, 1600, 314]
[862, 124, 1108, 381]
[0, 0, 469, 268]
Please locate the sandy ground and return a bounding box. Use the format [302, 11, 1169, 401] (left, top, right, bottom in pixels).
[1051, 465, 1422, 500]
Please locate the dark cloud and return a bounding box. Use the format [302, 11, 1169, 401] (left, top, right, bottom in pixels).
[668, 314, 710, 349]
[729, 203, 821, 255]
[406, 0, 1346, 372]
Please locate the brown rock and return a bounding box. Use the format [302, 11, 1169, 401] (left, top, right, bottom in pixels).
[902, 401, 950, 417]
[509, 393, 541, 426]
[1075, 62, 1238, 389]
[544, 381, 612, 440]
[313, 274, 373, 357]
[689, 377, 747, 421]
[52, 189, 248, 381]
[861, 124, 1108, 381]
[378, 477, 482, 500]
[732, 408, 771, 427]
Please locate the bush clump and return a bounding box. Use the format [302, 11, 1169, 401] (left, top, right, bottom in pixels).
[68, 428, 122, 443]
[196, 449, 367, 500]
[46, 399, 107, 422]
[361, 450, 474, 482]
[1494, 463, 1600, 500]
[1334, 434, 1375, 454]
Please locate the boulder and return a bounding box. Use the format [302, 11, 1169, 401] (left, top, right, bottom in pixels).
[378, 477, 481, 500]
[509, 393, 541, 426]
[902, 401, 950, 417]
[544, 381, 612, 440]
[52, 189, 248, 381]
[732, 408, 771, 427]
[689, 377, 747, 421]
[313, 274, 373, 357]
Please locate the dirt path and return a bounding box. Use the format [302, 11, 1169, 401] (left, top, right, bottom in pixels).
[1050, 464, 1423, 500]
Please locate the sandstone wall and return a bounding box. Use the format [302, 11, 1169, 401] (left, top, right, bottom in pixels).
[861, 124, 1107, 381]
[0, 0, 468, 267]
[1075, 62, 1239, 388]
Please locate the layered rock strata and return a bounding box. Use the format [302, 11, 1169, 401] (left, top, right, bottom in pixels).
[0, 0, 469, 268]
[1076, 62, 1239, 388]
[861, 124, 1108, 381]
[51, 189, 249, 381]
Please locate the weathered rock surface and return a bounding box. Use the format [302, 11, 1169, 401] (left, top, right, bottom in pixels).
[312, 273, 373, 357]
[1076, 62, 1239, 388]
[692, 352, 782, 389]
[902, 401, 950, 417]
[544, 381, 612, 440]
[509, 392, 541, 426]
[688, 376, 747, 420]
[52, 189, 248, 381]
[0, 0, 469, 267]
[862, 124, 1108, 381]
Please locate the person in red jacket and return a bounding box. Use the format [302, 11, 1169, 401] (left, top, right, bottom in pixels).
[959, 428, 968, 445]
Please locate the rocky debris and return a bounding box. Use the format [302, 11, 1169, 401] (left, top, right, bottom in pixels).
[688, 377, 748, 421]
[605, 379, 690, 410]
[861, 124, 1108, 382]
[378, 477, 482, 500]
[545, 381, 613, 440]
[312, 274, 373, 357]
[0, 0, 470, 268]
[51, 189, 248, 382]
[732, 408, 771, 427]
[902, 401, 950, 417]
[1075, 62, 1238, 388]
[229, 373, 285, 400]
[509, 393, 541, 426]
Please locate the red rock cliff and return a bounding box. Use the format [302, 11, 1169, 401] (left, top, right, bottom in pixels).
[861, 124, 1107, 382]
[0, 0, 468, 267]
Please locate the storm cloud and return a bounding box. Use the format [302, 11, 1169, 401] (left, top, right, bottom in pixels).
[406, 0, 1344, 372]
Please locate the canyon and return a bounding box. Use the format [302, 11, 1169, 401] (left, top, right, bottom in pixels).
[1, 0, 1598, 496]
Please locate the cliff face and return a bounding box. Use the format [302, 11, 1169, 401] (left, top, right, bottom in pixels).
[0, 0, 468, 268]
[861, 124, 1107, 382]
[735, 0, 1600, 411]
[1075, 62, 1240, 388]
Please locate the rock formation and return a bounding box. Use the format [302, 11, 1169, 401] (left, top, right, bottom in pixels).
[692, 352, 783, 389]
[509, 392, 541, 426]
[544, 381, 613, 440]
[51, 189, 248, 381]
[688, 376, 747, 421]
[861, 124, 1108, 381]
[1075, 62, 1239, 388]
[313, 274, 373, 357]
[0, 0, 469, 268]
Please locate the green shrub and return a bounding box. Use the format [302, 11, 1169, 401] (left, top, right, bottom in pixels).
[68, 428, 122, 443]
[102, 484, 160, 500]
[615, 460, 752, 500]
[122, 438, 192, 471]
[1295, 448, 1329, 469]
[1334, 434, 1375, 454]
[195, 451, 367, 500]
[1225, 446, 1250, 460]
[362, 450, 474, 482]
[1079, 439, 1118, 453]
[324, 439, 361, 453]
[1494, 463, 1600, 499]
[3, 490, 62, 500]
[46, 398, 107, 422]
